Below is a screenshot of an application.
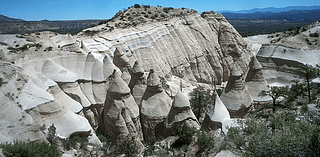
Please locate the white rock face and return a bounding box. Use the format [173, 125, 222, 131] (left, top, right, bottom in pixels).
[201, 92, 234, 134]
[29, 99, 92, 138]
[17, 80, 54, 110]
[41, 59, 78, 82]
[47, 84, 83, 113]
[245, 56, 272, 102]
[80, 13, 252, 84]
[0, 92, 46, 143]
[207, 94, 230, 123]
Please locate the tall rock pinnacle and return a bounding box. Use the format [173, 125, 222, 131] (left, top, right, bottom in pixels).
[220, 63, 253, 117]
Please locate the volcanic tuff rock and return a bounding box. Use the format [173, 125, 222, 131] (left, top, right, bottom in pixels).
[164, 92, 200, 136]
[220, 63, 253, 118]
[201, 92, 231, 132]
[80, 10, 252, 84]
[245, 56, 271, 102]
[141, 69, 172, 139]
[103, 70, 143, 142]
[128, 61, 147, 107]
[0, 6, 254, 145]
[245, 21, 320, 87]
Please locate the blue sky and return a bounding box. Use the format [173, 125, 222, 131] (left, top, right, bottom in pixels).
[1, 0, 320, 21]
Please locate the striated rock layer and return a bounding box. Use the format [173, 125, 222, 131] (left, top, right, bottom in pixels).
[220, 63, 253, 118]
[0, 8, 254, 144]
[103, 70, 143, 143]
[164, 92, 200, 136]
[79, 12, 252, 84]
[129, 61, 147, 108]
[141, 69, 172, 139]
[245, 56, 271, 102]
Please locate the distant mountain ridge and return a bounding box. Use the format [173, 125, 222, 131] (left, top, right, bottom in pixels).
[221, 6, 320, 37]
[0, 14, 24, 22]
[222, 9, 320, 22]
[219, 5, 320, 14]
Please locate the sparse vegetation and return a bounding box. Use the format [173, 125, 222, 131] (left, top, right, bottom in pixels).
[190, 86, 214, 120]
[117, 137, 138, 156]
[133, 4, 141, 8]
[259, 86, 289, 113]
[309, 32, 319, 37]
[173, 124, 197, 147]
[296, 64, 320, 102]
[47, 124, 57, 144]
[0, 141, 60, 157]
[228, 79, 320, 157]
[44, 46, 53, 51]
[83, 30, 99, 37]
[197, 131, 215, 151]
[0, 41, 8, 46]
[228, 107, 319, 157]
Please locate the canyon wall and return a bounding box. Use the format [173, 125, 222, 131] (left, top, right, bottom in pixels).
[79, 12, 253, 84]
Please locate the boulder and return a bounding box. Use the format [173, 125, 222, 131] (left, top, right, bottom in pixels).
[141, 69, 172, 139]
[220, 63, 253, 118]
[164, 92, 200, 136]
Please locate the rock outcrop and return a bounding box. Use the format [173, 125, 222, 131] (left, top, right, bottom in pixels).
[201, 92, 231, 131]
[245, 56, 271, 102]
[103, 70, 143, 142]
[128, 61, 147, 107]
[80, 11, 252, 84]
[121, 68, 131, 85]
[0, 92, 47, 143]
[164, 92, 200, 136]
[256, 44, 316, 86]
[47, 84, 83, 114]
[220, 63, 253, 118]
[28, 99, 92, 138]
[113, 47, 132, 70]
[141, 69, 172, 139]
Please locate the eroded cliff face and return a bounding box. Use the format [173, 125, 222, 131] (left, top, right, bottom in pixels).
[79, 11, 252, 84]
[0, 8, 253, 144]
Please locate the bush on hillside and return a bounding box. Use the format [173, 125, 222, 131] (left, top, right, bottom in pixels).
[0, 141, 60, 157]
[197, 131, 215, 151]
[173, 124, 197, 147]
[309, 32, 319, 37]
